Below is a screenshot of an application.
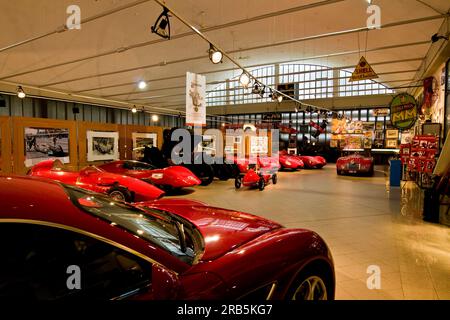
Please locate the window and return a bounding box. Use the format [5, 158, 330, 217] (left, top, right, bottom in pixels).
[338, 70, 394, 96]
[0, 223, 152, 300]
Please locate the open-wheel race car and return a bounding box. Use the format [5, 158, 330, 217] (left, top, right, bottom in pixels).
[28, 159, 164, 202]
[98, 160, 201, 192]
[234, 161, 278, 191]
[336, 153, 374, 176]
[0, 176, 335, 300]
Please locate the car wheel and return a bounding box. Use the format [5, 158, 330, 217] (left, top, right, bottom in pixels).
[289, 270, 330, 301]
[193, 164, 214, 186]
[107, 185, 133, 203]
[258, 177, 265, 191]
[336, 169, 342, 175]
[272, 174, 277, 185]
[234, 177, 242, 189]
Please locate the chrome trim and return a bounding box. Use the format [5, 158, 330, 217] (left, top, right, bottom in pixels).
[266, 282, 277, 300]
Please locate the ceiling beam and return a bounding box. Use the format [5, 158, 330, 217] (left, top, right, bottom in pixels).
[42, 40, 429, 87]
[0, 0, 345, 80]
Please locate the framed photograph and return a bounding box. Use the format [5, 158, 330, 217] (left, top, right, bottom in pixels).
[386, 139, 398, 149]
[386, 129, 399, 139]
[363, 138, 372, 149]
[375, 130, 384, 140]
[87, 131, 119, 162]
[422, 123, 441, 136]
[24, 127, 70, 167]
[132, 132, 157, 160]
[250, 136, 268, 154]
[329, 139, 338, 148]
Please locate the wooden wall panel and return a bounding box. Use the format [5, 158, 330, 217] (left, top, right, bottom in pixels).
[77, 121, 119, 168]
[0, 117, 12, 174]
[12, 117, 77, 174]
[118, 124, 163, 160]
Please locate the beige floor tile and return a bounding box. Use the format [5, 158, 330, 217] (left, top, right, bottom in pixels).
[175, 166, 450, 300]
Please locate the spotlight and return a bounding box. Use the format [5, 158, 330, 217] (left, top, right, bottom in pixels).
[295, 107, 298, 113]
[277, 95, 283, 103]
[221, 123, 226, 127]
[208, 44, 223, 64]
[152, 114, 159, 122]
[131, 106, 137, 113]
[138, 81, 147, 89]
[151, 7, 171, 40]
[431, 33, 449, 43]
[239, 71, 250, 88]
[17, 86, 25, 99]
[259, 86, 266, 98]
[252, 83, 261, 95]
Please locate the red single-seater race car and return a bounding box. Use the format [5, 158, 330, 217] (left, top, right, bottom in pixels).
[336, 153, 374, 176]
[234, 164, 278, 191]
[98, 160, 201, 192]
[28, 159, 164, 202]
[0, 176, 335, 300]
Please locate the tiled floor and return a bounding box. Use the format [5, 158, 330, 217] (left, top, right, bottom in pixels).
[172, 165, 450, 300]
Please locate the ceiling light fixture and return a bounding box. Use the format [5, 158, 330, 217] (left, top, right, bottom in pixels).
[152, 114, 159, 122]
[151, 7, 171, 40]
[208, 44, 223, 64]
[131, 106, 137, 113]
[138, 80, 147, 89]
[17, 86, 25, 99]
[277, 95, 283, 103]
[431, 33, 449, 43]
[239, 71, 251, 88]
[252, 83, 261, 95]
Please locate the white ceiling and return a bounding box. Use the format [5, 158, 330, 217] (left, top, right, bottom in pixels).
[0, 0, 449, 113]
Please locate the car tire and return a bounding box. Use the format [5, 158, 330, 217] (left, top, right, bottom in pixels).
[235, 177, 242, 189]
[195, 164, 214, 186]
[336, 169, 342, 175]
[272, 174, 277, 185]
[107, 185, 134, 203]
[258, 177, 265, 191]
[287, 266, 331, 301]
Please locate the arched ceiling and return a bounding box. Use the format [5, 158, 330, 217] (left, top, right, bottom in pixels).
[0, 0, 449, 113]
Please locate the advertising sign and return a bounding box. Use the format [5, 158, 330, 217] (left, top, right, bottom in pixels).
[389, 93, 418, 130]
[186, 72, 206, 126]
[349, 56, 379, 82]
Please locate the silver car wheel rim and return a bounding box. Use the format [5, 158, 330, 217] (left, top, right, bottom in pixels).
[109, 191, 125, 201]
[292, 276, 327, 300]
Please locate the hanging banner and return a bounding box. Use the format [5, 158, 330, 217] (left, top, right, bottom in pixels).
[389, 93, 418, 130]
[349, 56, 379, 82]
[186, 72, 206, 126]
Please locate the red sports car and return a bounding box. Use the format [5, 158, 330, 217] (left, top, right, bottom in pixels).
[298, 155, 327, 169]
[28, 159, 164, 202]
[0, 176, 335, 300]
[279, 151, 304, 170]
[336, 153, 374, 176]
[98, 160, 201, 192]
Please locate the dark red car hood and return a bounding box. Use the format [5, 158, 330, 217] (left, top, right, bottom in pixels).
[138, 199, 282, 261]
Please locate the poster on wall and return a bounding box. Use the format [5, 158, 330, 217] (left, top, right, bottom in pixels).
[24, 127, 69, 167]
[186, 72, 206, 126]
[132, 132, 157, 160]
[250, 136, 268, 154]
[87, 131, 119, 162]
[389, 93, 418, 130]
[197, 135, 217, 155]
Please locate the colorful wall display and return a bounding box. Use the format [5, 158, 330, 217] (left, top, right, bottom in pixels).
[389, 93, 418, 130]
[87, 131, 119, 162]
[250, 136, 268, 154]
[24, 127, 69, 167]
[132, 132, 157, 160]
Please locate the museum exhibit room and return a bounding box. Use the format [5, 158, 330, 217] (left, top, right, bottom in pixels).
[1, 0, 450, 306]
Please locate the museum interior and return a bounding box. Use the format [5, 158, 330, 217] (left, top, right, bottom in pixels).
[0, 0, 449, 302]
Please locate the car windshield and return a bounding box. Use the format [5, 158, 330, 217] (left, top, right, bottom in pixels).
[64, 185, 203, 265]
[123, 161, 155, 170]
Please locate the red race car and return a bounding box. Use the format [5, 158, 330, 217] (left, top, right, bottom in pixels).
[336, 153, 374, 176]
[28, 159, 164, 202]
[234, 164, 278, 191]
[279, 151, 304, 170]
[98, 160, 201, 192]
[0, 176, 335, 300]
[298, 155, 327, 169]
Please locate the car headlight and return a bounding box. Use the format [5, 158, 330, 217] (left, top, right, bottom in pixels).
[151, 173, 164, 179]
